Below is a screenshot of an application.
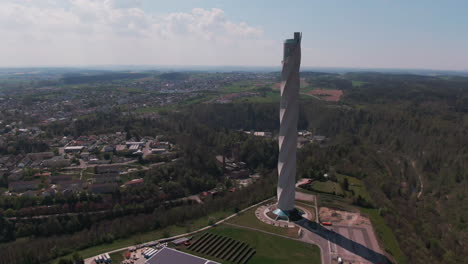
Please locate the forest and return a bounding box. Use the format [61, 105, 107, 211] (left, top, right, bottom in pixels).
[152, 72, 467, 263]
[186, 72, 468, 264]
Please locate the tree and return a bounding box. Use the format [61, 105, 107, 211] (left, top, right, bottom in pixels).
[113, 203, 124, 216]
[66, 216, 81, 233]
[44, 217, 63, 236]
[58, 259, 73, 264]
[72, 252, 84, 264]
[342, 178, 350, 191]
[4, 208, 15, 217]
[162, 181, 186, 199]
[0, 217, 15, 242]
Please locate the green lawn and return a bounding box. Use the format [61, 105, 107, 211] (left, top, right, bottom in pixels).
[311, 181, 344, 195]
[52, 210, 233, 263]
[361, 208, 407, 264]
[336, 174, 373, 202]
[351, 80, 368, 87]
[300, 174, 373, 205]
[221, 83, 258, 93]
[186, 225, 321, 264]
[296, 186, 354, 212]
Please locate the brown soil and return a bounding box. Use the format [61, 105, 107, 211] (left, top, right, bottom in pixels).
[319, 207, 371, 226]
[308, 89, 343, 102]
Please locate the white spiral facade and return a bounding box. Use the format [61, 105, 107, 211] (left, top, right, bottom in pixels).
[277, 32, 301, 212]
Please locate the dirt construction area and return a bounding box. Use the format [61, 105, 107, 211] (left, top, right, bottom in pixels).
[319, 208, 371, 226]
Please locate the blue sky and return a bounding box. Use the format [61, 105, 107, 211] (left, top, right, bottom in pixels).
[1, 0, 467, 70]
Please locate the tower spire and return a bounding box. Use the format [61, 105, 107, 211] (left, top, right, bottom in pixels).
[276, 32, 301, 213]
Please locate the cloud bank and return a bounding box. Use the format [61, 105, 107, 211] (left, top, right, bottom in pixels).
[0, 0, 277, 66]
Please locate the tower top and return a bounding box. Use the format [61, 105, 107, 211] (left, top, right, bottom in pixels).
[284, 32, 301, 44]
[294, 32, 301, 40]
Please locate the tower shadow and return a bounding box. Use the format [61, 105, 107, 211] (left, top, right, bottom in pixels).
[295, 218, 392, 264]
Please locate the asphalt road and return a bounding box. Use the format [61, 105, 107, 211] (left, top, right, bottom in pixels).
[296, 218, 390, 264]
[297, 218, 331, 264]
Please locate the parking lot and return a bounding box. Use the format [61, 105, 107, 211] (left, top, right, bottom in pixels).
[328, 224, 383, 264]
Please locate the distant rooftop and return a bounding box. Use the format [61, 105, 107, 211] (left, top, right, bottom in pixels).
[146, 247, 219, 264]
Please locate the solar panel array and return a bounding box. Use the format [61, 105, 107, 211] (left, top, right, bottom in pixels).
[187, 233, 256, 264]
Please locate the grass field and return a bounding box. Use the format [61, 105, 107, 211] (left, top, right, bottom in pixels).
[52, 210, 233, 263]
[311, 180, 344, 195]
[299, 174, 373, 206]
[336, 174, 374, 202]
[296, 187, 355, 212]
[185, 225, 321, 264]
[351, 80, 368, 87]
[235, 91, 280, 103]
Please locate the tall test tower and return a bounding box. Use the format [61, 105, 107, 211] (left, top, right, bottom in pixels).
[276, 32, 301, 215]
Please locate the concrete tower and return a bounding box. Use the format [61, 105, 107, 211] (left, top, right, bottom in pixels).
[276, 32, 301, 214]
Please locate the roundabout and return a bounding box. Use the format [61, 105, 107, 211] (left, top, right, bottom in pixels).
[255, 201, 314, 228]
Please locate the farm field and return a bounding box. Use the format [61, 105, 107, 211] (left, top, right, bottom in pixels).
[308, 89, 343, 101]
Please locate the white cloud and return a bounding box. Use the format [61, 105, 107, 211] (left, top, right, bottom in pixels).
[0, 0, 276, 66]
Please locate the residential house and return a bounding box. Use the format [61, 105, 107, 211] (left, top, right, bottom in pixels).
[42, 157, 71, 168]
[26, 152, 54, 161]
[9, 180, 40, 193]
[95, 164, 125, 174]
[88, 183, 118, 194]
